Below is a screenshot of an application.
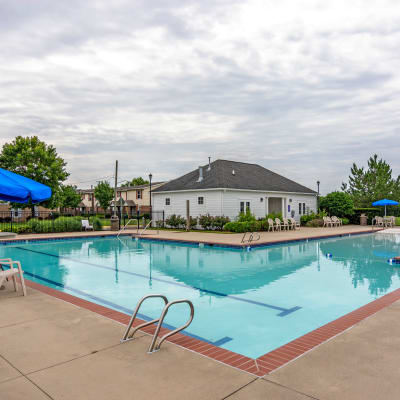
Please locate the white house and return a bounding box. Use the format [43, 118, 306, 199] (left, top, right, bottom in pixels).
[152, 159, 317, 221]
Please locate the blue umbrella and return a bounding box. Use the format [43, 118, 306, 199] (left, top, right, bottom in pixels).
[372, 199, 399, 217]
[0, 168, 52, 203]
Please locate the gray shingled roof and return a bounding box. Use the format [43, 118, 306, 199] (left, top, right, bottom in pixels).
[153, 160, 316, 194]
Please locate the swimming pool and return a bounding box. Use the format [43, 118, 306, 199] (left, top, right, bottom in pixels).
[1, 233, 400, 359]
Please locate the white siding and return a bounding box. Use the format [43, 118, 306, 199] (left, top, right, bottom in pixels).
[152, 190, 223, 219]
[153, 189, 317, 222]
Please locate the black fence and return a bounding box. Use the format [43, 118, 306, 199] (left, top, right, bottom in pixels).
[0, 209, 165, 234]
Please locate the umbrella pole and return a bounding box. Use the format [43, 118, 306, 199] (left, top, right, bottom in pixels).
[385, 205, 386, 217]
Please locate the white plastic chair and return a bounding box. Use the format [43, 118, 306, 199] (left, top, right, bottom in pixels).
[0, 258, 27, 296]
[289, 218, 300, 230]
[81, 219, 94, 231]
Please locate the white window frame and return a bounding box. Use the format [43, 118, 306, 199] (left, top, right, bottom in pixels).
[165, 198, 170, 206]
[198, 196, 204, 205]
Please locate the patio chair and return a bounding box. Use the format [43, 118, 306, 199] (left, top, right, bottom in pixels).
[289, 218, 300, 230]
[267, 218, 275, 232]
[331, 216, 342, 227]
[281, 218, 290, 230]
[0, 258, 27, 296]
[274, 218, 282, 231]
[81, 219, 94, 231]
[323, 217, 333, 227]
[372, 216, 384, 227]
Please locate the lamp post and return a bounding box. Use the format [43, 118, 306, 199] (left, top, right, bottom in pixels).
[317, 180, 320, 213]
[149, 173, 153, 220]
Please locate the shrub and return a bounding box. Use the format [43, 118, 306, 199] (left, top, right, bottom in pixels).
[348, 208, 379, 225]
[319, 192, 354, 218]
[188, 217, 198, 229]
[92, 217, 103, 231]
[224, 221, 261, 233]
[238, 209, 256, 222]
[341, 217, 350, 225]
[396, 217, 400, 226]
[198, 214, 214, 230]
[213, 216, 230, 230]
[12, 224, 32, 234]
[300, 213, 315, 225]
[266, 212, 282, 221]
[305, 219, 324, 227]
[165, 214, 185, 228]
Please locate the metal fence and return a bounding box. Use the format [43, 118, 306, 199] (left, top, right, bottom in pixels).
[0, 209, 165, 234]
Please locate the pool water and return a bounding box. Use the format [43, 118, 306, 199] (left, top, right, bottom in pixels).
[1, 233, 400, 359]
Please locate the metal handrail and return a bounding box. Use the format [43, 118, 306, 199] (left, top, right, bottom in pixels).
[241, 232, 261, 244]
[117, 219, 135, 238]
[139, 219, 153, 236]
[121, 294, 169, 342]
[148, 299, 194, 353]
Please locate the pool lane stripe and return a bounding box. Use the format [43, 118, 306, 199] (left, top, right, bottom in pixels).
[14, 246, 301, 317]
[22, 270, 232, 347]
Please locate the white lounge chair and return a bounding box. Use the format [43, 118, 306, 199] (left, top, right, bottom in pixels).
[267, 218, 275, 232]
[323, 217, 333, 227]
[331, 216, 342, 227]
[289, 218, 300, 230]
[0, 258, 27, 296]
[81, 219, 94, 231]
[281, 218, 290, 230]
[274, 218, 282, 231]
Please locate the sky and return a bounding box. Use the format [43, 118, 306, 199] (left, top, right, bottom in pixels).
[1, 0, 400, 194]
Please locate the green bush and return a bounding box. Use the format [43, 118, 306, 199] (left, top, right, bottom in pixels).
[319, 192, 354, 218]
[188, 217, 198, 229]
[213, 216, 230, 230]
[305, 218, 324, 227]
[12, 224, 32, 234]
[341, 217, 350, 225]
[238, 209, 257, 222]
[165, 214, 185, 228]
[266, 212, 282, 221]
[300, 213, 315, 225]
[92, 217, 103, 231]
[396, 217, 400, 226]
[224, 220, 261, 233]
[27, 217, 82, 233]
[198, 214, 214, 230]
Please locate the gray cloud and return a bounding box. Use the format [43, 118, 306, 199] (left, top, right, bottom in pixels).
[1, 0, 400, 194]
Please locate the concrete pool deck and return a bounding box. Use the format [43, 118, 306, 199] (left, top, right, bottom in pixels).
[1, 282, 400, 399]
[1, 226, 399, 399]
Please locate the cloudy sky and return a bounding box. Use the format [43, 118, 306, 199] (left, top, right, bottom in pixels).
[1, 0, 400, 193]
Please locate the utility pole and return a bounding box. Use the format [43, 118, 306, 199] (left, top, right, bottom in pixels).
[111, 160, 119, 230]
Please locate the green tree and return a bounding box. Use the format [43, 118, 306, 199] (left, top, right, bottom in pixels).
[319, 191, 354, 217]
[121, 177, 149, 187]
[60, 185, 82, 209]
[0, 136, 69, 209]
[94, 181, 114, 211]
[342, 155, 400, 207]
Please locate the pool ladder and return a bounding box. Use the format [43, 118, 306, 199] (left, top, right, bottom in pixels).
[241, 231, 261, 244]
[121, 294, 194, 353]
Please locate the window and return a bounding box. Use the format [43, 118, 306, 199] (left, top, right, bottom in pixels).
[303, 203, 306, 215]
[88, 194, 92, 201]
[198, 196, 204, 205]
[241, 201, 250, 212]
[260, 197, 263, 202]
[299, 203, 302, 215]
[299, 202, 306, 215]
[165, 198, 170, 206]
[137, 190, 142, 199]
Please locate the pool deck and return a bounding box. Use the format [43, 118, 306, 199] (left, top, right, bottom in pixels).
[1, 226, 399, 399]
[1, 281, 400, 399]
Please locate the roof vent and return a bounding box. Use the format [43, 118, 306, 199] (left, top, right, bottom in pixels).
[232, 169, 235, 175]
[197, 166, 203, 182]
[207, 157, 211, 171]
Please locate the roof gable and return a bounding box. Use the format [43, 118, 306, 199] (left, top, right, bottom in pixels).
[153, 160, 316, 194]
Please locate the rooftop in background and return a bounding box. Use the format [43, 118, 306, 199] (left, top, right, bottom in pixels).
[153, 160, 316, 194]
[77, 182, 165, 193]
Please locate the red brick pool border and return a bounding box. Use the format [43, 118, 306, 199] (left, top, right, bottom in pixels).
[24, 279, 400, 377]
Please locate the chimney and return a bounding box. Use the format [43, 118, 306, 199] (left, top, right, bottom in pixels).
[207, 157, 211, 171]
[197, 166, 203, 182]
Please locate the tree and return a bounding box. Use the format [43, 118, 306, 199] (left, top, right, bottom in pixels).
[342, 154, 400, 207]
[121, 177, 149, 187]
[60, 185, 82, 209]
[0, 136, 69, 209]
[94, 181, 114, 211]
[319, 192, 354, 217]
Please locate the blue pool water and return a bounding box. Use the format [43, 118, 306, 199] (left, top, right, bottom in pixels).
[1, 233, 400, 358]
